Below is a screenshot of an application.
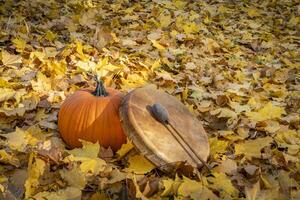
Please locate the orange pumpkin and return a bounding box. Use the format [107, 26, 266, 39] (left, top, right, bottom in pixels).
[58, 78, 126, 151]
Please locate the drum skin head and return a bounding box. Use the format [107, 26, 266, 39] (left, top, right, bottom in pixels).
[119, 86, 210, 169]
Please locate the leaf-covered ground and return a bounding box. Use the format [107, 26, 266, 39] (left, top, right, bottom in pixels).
[0, 0, 299, 199]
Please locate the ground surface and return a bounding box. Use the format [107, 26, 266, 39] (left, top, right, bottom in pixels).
[0, 0, 299, 199]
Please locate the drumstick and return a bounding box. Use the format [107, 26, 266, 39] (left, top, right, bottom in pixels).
[150, 103, 210, 170]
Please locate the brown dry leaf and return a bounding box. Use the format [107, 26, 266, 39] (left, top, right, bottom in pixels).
[214, 158, 237, 175]
[0, 0, 299, 199]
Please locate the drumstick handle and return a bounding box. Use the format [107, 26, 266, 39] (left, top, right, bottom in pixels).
[164, 125, 200, 166]
[167, 122, 210, 170]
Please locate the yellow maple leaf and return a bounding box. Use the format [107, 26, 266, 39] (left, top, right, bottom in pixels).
[247, 97, 261, 109]
[76, 60, 97, 72]
[0, 176, 6, 192]
[1, 50, 22, 68]
[247, 8, 260, 18]
[116, 139, 134, 158]
[288, 16, 300, 27]
[151, 59, 161, 71]
[210, 108, 237, 119]
[173, 0, 187, 9]
[75, 41, 88, 60]
[0, 128, 38, 152]
[209, 137, 229, 159]
[0, 105, 26, 117]
[0, 149, 20, 167]
[0, 88, 16, 102]
[12, 38, 26, 51]
[107, 169, 130, 184]
[159, 13, 172, 28]
[45, 30, 57, 41]
[207, 172, 239, 198]
[95, 62, 123, 77]
[246, 102, 286, 122]
[80, 158, 106, 175]
[178, 176, 218, 200]
[263, 83, 287, 98]
[229, 101, 251, 113]
[31, 72, 52, 94]
[281, 57, 300, 68]
[161, 175, 182, 197]
[59, 167, 86, 189]
[274, 130, 300, 155]
[218, 5, 229, 13]
[235, 137, 273, 159]
[257, 120, 281, 133]
[25, 153, 46, 198]
[183, 22, 200, 34]
[121, 74, 147, 90]
[0, 78, 11, 88]
[64, 141, 107, 175]
[178, 176, 203, 197]
[150, 39, 165, 50]
[203, 38, 220, 55]
[66, 140, 100, 161]
[47, 60, 67, 75]
[33, 187, 81, 200]
[126, 155, 155, 174]
[29, 51, 46, 62]
[132, 175, 148, 200]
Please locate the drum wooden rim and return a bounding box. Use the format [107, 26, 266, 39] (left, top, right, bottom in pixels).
[119, 86, 210, 169]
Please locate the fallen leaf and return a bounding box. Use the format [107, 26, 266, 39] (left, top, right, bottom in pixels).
[116, 139, 134, 158]
[33, 187, 81, 200]
[0, 149, 20, 167]
[24, 153, 46, 198]
[0, 127, 38, 152]
[12, 38, 26, 51]
[60, 167, 86, 189]
[246, 102, 286, 122]
[235, 137, 273, 159]
[207, 172, 239, 198]
[80, 158, 106, 175]
[1, 50, 22, 68]
[66, 140, 100, 160]
[245, 181, 260, 200]
[214, 159, 237, 175]
[150, 40, 166, 50]
[126, 155, 155, 174]
[209, 137, 229, 159]
[178, 176, 218, 200]
[161, 176, 182, 197]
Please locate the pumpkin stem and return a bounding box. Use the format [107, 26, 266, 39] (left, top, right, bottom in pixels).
[93, 76, 108, 97]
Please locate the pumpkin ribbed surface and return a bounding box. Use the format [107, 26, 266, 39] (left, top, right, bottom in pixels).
[58, 88, 126, 151]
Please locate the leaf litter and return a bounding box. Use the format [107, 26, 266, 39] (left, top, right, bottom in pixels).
[0, 0, 299, 199]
